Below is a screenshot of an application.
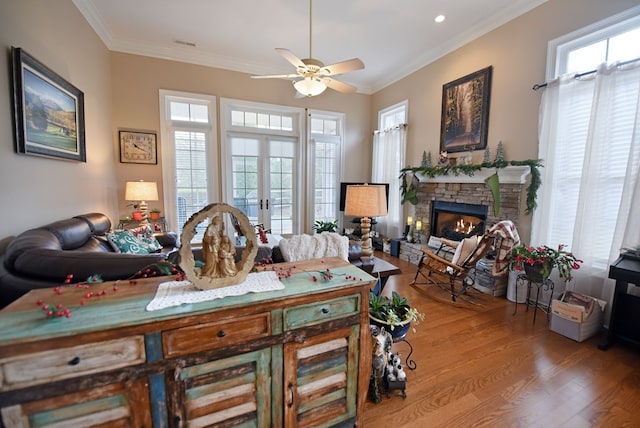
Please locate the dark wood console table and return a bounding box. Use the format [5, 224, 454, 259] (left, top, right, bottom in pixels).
[599, 255, 640, 350]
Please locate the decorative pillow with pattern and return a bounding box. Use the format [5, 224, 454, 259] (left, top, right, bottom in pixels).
[106, 230, 150, 254]
[129, 224, 163, 253]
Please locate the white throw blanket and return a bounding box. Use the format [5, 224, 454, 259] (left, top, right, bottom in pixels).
[278, 232, 349, 262]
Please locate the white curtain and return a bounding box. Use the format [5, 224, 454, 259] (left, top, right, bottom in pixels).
[532, 61, 640, 323]
[372, 124, 407, 239]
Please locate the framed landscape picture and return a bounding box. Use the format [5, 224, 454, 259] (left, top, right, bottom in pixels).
[440, 66, 492, 154]
[11, 47, 86, 162]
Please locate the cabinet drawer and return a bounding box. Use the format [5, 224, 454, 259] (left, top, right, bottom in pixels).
[284, 295, 360, 330]
[163, 312, 271, 358]
[0, 336, 145, 391]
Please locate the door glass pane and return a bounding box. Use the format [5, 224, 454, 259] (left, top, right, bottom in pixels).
[231, 137, 260, 224]
[269, 140, 295, 234]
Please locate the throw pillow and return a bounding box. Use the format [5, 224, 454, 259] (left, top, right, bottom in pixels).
[451, 236, 480, 266]
[106, 230, 150, 254]
[130, 224, 163, 252]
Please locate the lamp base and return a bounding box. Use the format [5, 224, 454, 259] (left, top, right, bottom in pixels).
[139, 200, 149, 223]
[360, 216, 373, 258]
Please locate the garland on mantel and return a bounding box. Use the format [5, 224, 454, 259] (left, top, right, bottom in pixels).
[399, 159, 543, 215]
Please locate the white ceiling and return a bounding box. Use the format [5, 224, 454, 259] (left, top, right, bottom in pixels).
[73, 0, 548, 94]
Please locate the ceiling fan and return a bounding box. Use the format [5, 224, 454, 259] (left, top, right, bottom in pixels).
[251, 0, 364, 97]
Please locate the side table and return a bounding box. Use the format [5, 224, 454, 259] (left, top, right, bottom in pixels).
[512, 273, 555, 324]
[117, 217, 167, 233]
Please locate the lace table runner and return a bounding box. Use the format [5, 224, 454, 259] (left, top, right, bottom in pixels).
[146, 271, 283, 311]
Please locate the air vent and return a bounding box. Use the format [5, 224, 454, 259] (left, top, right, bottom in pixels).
[174, 40, 196, 47]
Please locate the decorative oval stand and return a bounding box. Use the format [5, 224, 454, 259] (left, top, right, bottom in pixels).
[179, 203, 258, 290]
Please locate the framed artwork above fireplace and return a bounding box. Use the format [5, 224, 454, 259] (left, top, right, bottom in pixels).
[440, 66, 492, 154]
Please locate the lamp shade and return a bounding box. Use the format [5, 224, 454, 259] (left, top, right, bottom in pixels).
[294, 77, 327, 97]
[344, 184, 388, 218]
[125, 181, 158, 201]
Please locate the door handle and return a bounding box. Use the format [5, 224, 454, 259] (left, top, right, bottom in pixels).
[266, 199, 269, 210]
[287, 382, 294, 408]
[260, 199, 263, 210]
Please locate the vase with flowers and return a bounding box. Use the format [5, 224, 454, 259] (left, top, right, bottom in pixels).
[505, 244, 583, 282]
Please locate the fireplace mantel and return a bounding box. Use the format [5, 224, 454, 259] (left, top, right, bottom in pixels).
[416, 165, 530, 184]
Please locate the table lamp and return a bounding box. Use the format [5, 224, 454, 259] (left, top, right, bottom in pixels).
[344, 184, 388, 258]
[125, 180, 158, 222]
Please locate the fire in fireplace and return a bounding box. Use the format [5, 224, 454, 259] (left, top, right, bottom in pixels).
[430, 201, 488, 241]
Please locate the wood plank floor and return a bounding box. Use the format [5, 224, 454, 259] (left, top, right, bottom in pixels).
[363, 251, 640, 428]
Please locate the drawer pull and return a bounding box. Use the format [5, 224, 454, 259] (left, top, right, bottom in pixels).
[217, 330, 226, 338]
[67, 356, 81, 366]
[321, 307, 330, 314]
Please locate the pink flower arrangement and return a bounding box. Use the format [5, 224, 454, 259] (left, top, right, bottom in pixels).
[506, 244, 583, 281]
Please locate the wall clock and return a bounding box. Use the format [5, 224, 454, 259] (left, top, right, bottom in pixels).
[119, 130, 157, 164]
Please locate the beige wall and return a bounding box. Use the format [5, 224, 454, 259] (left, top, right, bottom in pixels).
[0, 0, 636, 243]
[110, 52, 372, 223]
[0, 0, 114, 241]
[372, 0, 638, 242]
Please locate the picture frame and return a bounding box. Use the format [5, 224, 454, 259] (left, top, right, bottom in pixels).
[119, 130, 157, 164]
[440, 66, 492, 154]
[11, 47, 86, 162]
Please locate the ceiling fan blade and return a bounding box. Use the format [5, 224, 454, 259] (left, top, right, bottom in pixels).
[276, 48, 307, 70]
[251, 73, 299, 79]
[319, 58, 364, 76]
[322, 77, 357, 93]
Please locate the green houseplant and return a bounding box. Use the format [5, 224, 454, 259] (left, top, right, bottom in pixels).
[505, 244, 583, 282]
[312, 219, 338, 233]
[369, 291, 424, 337]
[149, 207, 161, 220]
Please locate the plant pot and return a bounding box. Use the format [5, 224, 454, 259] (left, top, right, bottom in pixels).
[369, 314, 411, 340]
[524, 262, 552, 282]
[149, 212, 160, 220]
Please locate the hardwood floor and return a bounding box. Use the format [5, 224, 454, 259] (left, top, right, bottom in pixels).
[363, 251, 640, 428]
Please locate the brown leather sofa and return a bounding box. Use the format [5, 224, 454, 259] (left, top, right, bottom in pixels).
[0, 213, 178, 308]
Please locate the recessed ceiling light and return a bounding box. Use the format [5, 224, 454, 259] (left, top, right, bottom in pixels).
[435, 15, 445, 23]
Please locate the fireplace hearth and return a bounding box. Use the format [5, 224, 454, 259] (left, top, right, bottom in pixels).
[430, 201, 488, 241]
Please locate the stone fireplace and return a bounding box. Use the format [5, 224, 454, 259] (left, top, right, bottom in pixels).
[400, 166, 531, 264]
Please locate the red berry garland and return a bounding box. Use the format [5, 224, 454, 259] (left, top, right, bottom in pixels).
[34, 261, 184, 321]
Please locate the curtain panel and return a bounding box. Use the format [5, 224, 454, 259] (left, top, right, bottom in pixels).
[372, 124, 407, 239]
[532, 61, 640, 324]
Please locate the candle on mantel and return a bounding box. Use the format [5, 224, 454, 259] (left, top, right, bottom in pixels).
[407, 216, 413, 226]
[415, 220, 422, 231]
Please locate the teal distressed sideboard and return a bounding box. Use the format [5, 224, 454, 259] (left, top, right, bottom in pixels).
[0, 258, 375, 427]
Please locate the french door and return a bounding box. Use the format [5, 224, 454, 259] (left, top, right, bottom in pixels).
[228, 134, 297, 235]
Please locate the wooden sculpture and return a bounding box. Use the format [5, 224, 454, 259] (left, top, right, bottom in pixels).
[179, 203, 258, 290]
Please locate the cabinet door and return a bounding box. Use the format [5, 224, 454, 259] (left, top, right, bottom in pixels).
[0, 379, 151, 427]
[284, 326, 360, 427]
[169, 348, 271, 428]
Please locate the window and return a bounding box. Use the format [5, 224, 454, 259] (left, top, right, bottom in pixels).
[310, 113, 343, 227]
[159, 90, 217, 241]
[533, 6, 640, 289]
[547, 7, 640, 78]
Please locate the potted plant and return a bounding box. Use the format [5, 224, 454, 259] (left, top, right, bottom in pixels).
[312, 219, 338, 233]
[505, 244, 583, 282]
[369, 291, 424, 339]
[149, 208, 161, 220]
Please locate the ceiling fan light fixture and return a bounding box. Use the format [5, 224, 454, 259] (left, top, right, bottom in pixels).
[294, 77, 327, 97]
